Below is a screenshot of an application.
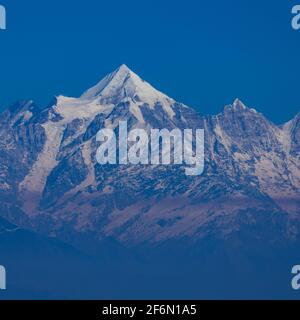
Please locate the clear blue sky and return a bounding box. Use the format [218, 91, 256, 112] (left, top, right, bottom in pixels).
[0, 0, 299, 123]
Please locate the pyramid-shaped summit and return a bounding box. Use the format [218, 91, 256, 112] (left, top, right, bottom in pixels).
[80, 64, 175, 107]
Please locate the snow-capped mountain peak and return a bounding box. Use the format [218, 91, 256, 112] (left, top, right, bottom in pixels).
[80, 64, 133, 100]
[0, 66, 300, 258]
[232, 98, 247, 110]
[80, 65, 175, 112]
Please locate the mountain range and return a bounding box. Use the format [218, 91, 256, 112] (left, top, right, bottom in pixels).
[0, 64, 299, 299]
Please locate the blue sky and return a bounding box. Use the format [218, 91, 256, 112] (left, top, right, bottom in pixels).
[0, 0, 299, 123]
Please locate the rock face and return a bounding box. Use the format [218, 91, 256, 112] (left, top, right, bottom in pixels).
[0, 64, 299, 254]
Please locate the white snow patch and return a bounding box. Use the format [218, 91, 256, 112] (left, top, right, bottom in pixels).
[19, 121, 65, 214]
[80, 64, 176, 119]
[55, 95, 114, 122]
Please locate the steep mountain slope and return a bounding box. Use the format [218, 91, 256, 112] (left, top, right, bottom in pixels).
[1, 65, 300, 298]
[0, 64, 299, 253]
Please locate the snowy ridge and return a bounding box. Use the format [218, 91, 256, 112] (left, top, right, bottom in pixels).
[0, 64, 299, 248]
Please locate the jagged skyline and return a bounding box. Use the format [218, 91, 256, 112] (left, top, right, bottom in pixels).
[0, 1, 299, 124]
[0, 62, 299, 299]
